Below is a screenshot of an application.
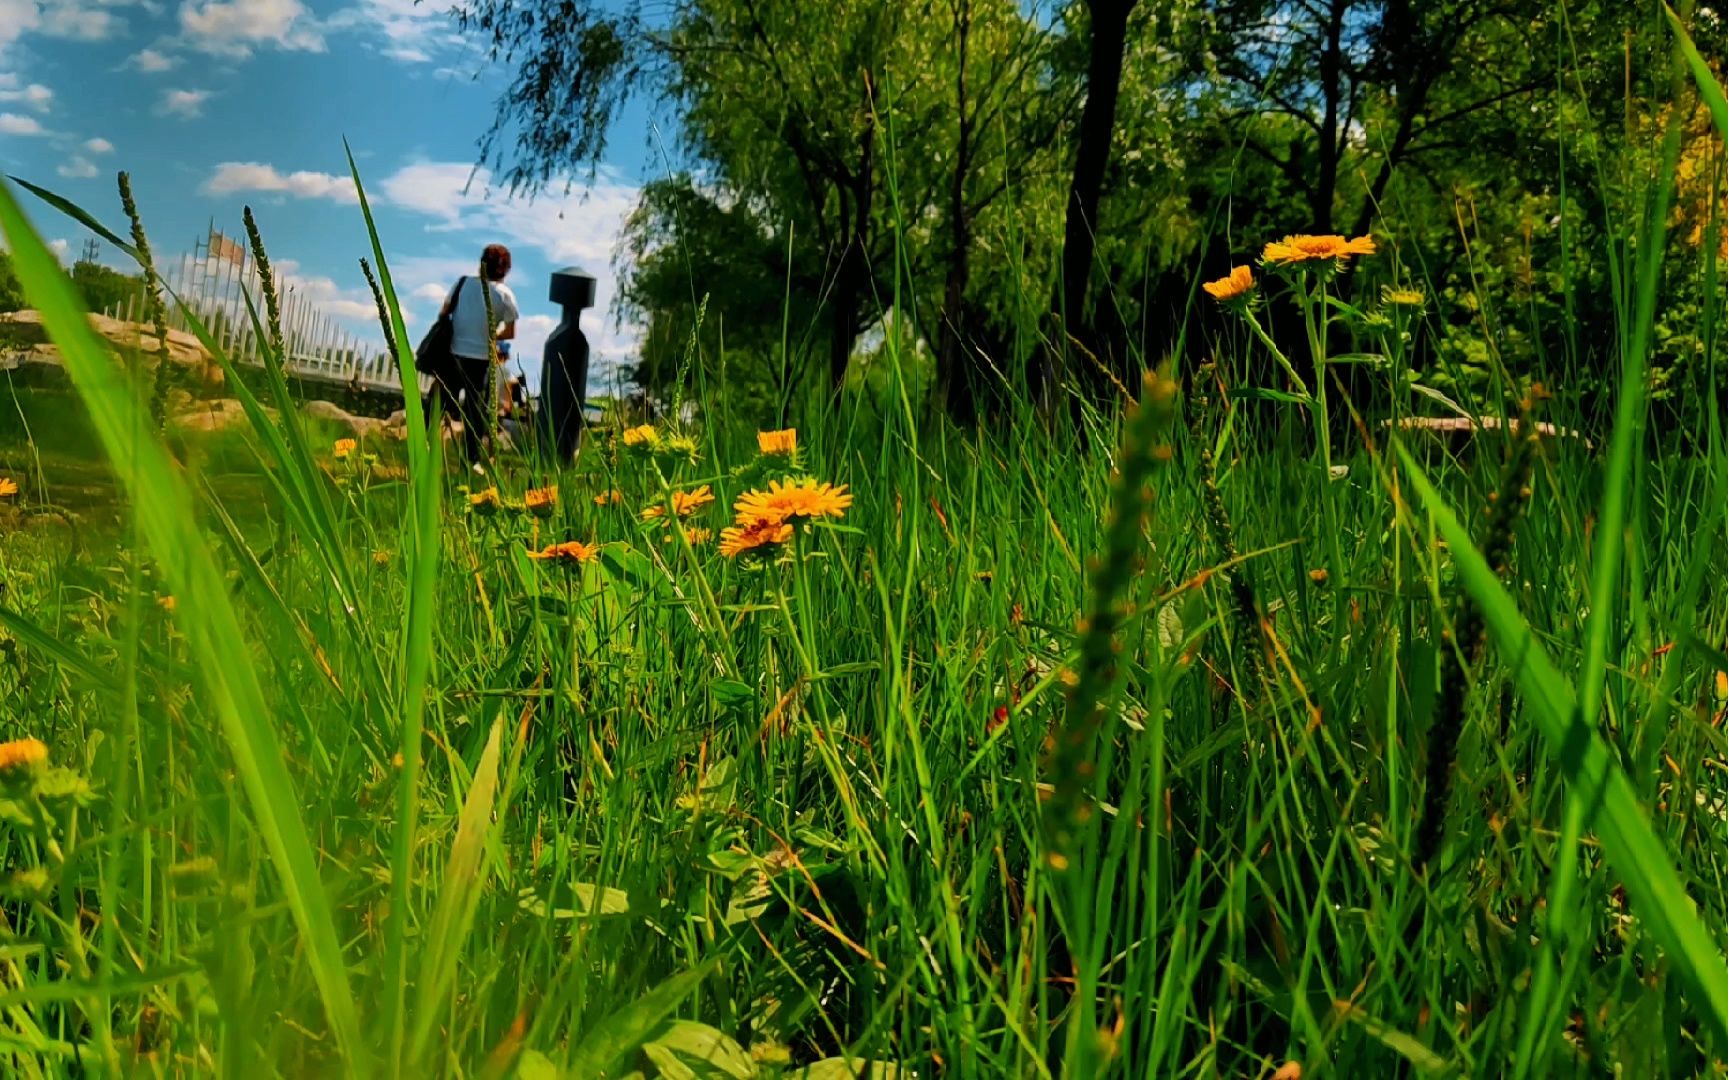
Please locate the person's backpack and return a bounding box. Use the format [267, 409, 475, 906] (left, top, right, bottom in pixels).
[415, 276, 467, 384]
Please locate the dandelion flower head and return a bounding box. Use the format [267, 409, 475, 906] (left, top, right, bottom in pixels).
[642, 485, 715, 521]
[734, 479, 853, 525]
[333, 438, 357, 459]
[0, 738, 48, 774]
[0, 478, 16, 499]
[1202, 266, 1255, 302]
[719, 517, 793, 558]
[757, 429, 798, 456]
[528, 540, 598, 564]
[1262, 234, 1376, 266]
[525, 486, 558, 515]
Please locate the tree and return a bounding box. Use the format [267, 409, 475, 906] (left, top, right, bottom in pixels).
[0, 250, 24, 313]
[1052, 0, 1140, 404]
[460, 0, 1065, 418]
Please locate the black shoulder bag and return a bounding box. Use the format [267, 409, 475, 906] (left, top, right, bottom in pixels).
[415, 276, 466, 384]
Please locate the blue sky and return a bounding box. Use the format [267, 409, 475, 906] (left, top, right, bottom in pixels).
[0, 0, 663, 388]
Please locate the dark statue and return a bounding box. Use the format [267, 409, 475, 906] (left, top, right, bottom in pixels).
[540, 267, 594, 464]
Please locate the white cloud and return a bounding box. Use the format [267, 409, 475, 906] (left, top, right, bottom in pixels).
[0, 112, 46, 135]
[57, 156, 97, 179]
[326, 0, 460, 64]
[203, 161, 358, 203]
[411, 281, 448, 304]
[381, 160, 643, 378]
[84, 136, 113, 154]
[40, 2, 124, 41]
[128, 47, 178, 72]
[0, 82, 52, 110]
[179, 0, 323, 57]
[47, 238, 69, 262]
[0, 1, 42, 55]
[159, 87, 210, 117]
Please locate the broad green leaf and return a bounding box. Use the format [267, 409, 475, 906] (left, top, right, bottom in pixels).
[642, 1020, 755, 1079]
[566, 962, 719, 1078]
[790, 1060, 899, 1079]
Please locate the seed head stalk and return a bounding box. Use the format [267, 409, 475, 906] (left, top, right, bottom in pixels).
[1043, 367, 1179, 1077]
[118, 173, 174, 431]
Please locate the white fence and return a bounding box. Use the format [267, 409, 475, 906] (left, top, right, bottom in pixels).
[104, 232, 431, 398]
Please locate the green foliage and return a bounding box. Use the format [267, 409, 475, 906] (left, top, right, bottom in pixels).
[0, 249, 24, 312]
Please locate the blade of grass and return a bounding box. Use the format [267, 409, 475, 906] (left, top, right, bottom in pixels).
[409, 714, 505, 1065]
[0, 178, 367, 1071]
[346, 143, 446, 1076]
[1397, 442, 1728, 1050]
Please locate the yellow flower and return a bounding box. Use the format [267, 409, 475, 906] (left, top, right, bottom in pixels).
[157, 595, 177, 612]
[733, 479, 853, 526]
[719, 517, 793, 558]
[528, 540, 599, 565]
[757, 429, 798, 456]
[1716, 669, 1728, 701]
[593, 489, 624, 506]
[1201, 265, 1255, 302]
[642, 485, 715, 521]
[622, 424, 660, 448]
[333, 438, 357, 459]
[685, 527, 713, 544]
[0, 478, 17, 499]
[1383, 286, 1426, 308]
[469, 487, 502, 514]
[524, 486, 558, 517]
[0, 738, 48, 774]
[371, 550, 392, 567]
[1262, 234, 1377, 266]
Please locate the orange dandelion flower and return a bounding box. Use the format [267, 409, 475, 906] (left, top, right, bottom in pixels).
[333, 438, 357, 459]
[686, 527, 713, 544]
[528, 540, 598, 565]
[469, 487, 502, 514]
[1202, 265, 1255, 302]
[642, 485, 715, 521]
[158, 595, 177, 612]
[1262, 234, 1377, 266]
[0, 478, 18, 499]
[734, 479, 852, 525]
[757, 428, 797, 456]
[0, 738, 47, 773]
[524, 486, 558, 516]
[593, 489, 623, 507]
[719, 517, 793, 558]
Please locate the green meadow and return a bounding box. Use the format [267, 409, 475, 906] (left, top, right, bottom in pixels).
[9, 5, 1728, 1079]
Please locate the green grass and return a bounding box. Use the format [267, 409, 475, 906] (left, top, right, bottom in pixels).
[4, 25, 1728, 1078]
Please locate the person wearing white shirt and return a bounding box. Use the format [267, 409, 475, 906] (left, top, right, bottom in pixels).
[436, 243, 520, 465]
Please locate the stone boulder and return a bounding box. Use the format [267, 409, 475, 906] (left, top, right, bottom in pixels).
[169, 398, 259, 434]
[0, 309, 226, 388]
[302, 399, 388, 440]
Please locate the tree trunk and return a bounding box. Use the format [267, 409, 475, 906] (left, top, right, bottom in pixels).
[1311, 0, 1346, 233]
[830, 72, 877, 399]
[1055, 0, 1137, 403]
[941, 0, 982, 423]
